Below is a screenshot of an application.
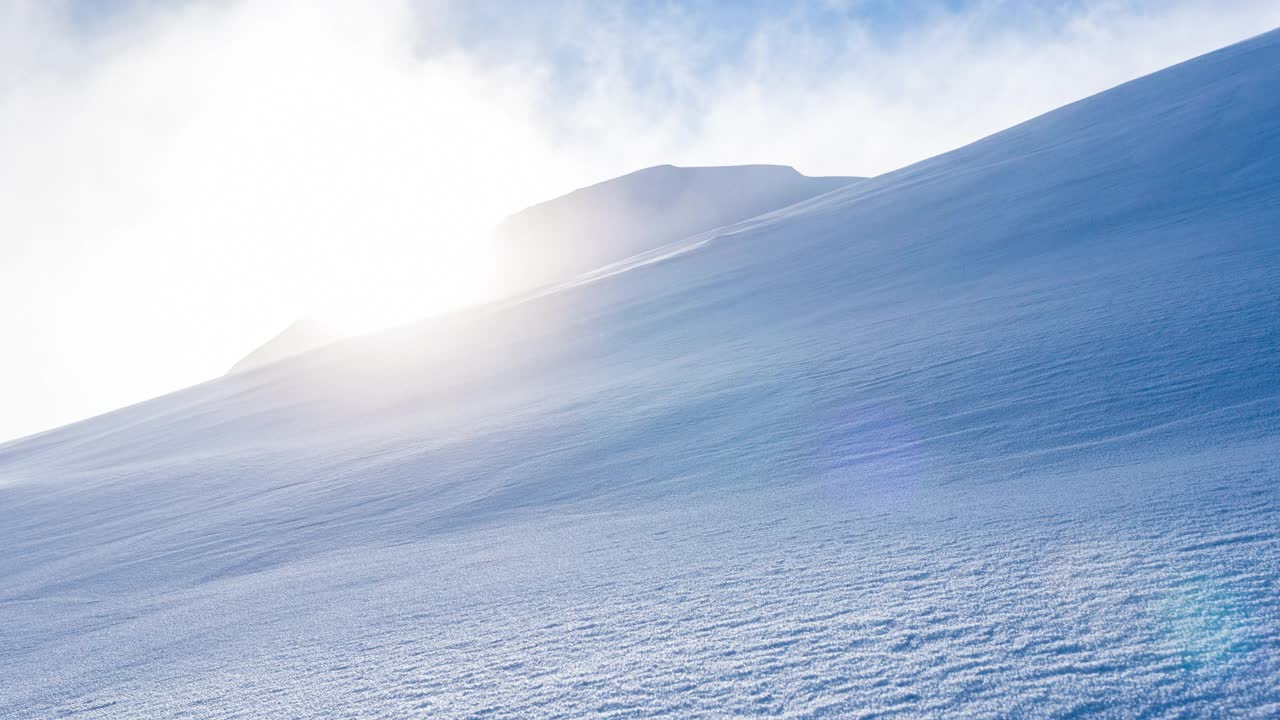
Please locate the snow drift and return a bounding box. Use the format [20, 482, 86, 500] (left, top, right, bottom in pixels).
[2, 29, 1280, 719]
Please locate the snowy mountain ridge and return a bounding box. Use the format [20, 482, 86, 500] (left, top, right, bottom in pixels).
[229, 163, 859, 374]
[494, 163, 859, 293]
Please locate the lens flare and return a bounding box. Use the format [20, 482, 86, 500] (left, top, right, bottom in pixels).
[811, 398, 930, 508]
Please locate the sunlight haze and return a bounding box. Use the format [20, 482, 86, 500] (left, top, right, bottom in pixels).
[2, 0, 1278, 441]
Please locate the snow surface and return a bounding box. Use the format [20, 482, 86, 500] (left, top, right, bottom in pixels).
[3, 29, 1280, 719]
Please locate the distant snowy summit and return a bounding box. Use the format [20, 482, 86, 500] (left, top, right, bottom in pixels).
[228, 164, 860, 374]
[494, 164, 859, 294]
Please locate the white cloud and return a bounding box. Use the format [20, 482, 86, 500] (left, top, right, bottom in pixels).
[0, 0, 1276, 441]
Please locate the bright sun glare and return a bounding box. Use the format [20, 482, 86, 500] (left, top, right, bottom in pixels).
[308, 232, 500, 338]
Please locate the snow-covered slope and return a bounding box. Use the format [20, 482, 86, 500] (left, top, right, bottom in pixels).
[229, 164, 859, 374]
[3, 30, 1280, 719]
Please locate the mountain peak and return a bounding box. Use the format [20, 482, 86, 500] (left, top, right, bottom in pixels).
[228, 163, 863, 374]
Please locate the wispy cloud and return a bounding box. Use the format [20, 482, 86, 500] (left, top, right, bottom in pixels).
[1, 0, 1276, 441]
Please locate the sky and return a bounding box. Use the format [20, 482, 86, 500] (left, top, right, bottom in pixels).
[1, 0, 1278, 443]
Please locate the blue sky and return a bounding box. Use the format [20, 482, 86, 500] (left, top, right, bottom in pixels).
[55, 1, 1226, 90]
[421, 0, 1099, 104]
[1, 0, 1278, 442]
